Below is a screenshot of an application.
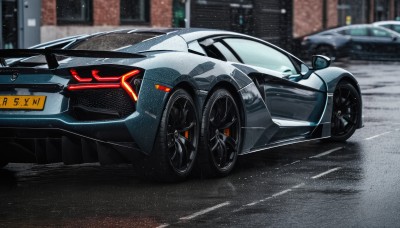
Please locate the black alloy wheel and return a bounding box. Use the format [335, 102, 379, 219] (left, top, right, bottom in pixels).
[199, 89, 241, 177]
[329, 81, 360, 142]
[165, 91, 198, 175]
[134, 89, 199, 182]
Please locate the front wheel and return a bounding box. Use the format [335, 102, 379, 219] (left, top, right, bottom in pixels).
[198, 89, 241, 177]
[133, 89, 199, 182]
[328, 81, 361, 142]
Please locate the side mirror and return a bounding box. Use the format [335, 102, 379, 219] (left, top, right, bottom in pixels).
[312, 55, 331, 70]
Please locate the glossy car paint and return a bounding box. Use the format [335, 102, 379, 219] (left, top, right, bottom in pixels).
[301, 32, 351, 58]
[301, 24, 400, 60]
[373, 21, 400, 34]
[0, 28, 362, 166]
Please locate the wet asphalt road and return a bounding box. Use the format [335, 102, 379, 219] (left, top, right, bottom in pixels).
[1, 61, 400, 227]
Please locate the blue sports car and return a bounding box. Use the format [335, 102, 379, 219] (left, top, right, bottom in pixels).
[0, 28, 362, 182]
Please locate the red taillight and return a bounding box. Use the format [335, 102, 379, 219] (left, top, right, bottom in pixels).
[121, 70, 140, 102]
[91, 70, 121, 82]
[70, 69, 93, 82]
[67, 84, 121, 90]
[67, 68, 141, 102]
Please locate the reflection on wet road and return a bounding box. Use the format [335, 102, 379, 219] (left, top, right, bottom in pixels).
[1, 61, 400, 227]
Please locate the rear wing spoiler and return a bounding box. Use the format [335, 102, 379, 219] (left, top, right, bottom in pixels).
[0, 49, 145, 69]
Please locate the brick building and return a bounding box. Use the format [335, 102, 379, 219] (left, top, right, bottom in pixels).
[41, 0, 174, 42]
[42, 0, 400, 47]
[2, 0, 399, 49]
[293, 0, 338, 38]
[294, 0, 400, 38]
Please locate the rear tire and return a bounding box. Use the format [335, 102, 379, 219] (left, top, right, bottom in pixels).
[197, 89, 241, 177]
[133, 89, 199, 182]
[327, 81, 361, 142]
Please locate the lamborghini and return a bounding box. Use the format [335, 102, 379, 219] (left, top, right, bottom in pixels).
[0, 28, 363, 181]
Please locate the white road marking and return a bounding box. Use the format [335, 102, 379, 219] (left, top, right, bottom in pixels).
[309, 147, 343, 158]
[156, 224, 170, 228]
[244, 197, 273, 207]
[365, 131, 391, 140]
[292, 183, 305, 189]
[272, 189, 292, 197]
[283, 160, 300, 166]
[179, 201, 230, 221]
[244, 183, 305, 207]
[311, 167, 342, 179]
[171, 146, 349, 223]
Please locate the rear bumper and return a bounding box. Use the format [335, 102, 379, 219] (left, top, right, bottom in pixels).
[0, 114, 136, 143]
[0, 114, 146, 165]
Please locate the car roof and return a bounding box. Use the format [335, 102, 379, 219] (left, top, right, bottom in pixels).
[81, 28, 248, 43]
[314, 24, 400, 36]
[373, 20, 400, 25]
[65, 28, 260, 54]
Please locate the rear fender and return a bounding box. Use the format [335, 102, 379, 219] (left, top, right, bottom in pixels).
[124, 77, 171, 155]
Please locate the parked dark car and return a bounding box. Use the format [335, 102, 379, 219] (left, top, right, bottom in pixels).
[301, 29, 351, 59]
[0, 28, 363, 182]
[301, 24, 400, 60]
[373, 20, 400, 34]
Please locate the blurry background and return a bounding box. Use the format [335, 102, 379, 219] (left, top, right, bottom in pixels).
[1, 0, 400, 51]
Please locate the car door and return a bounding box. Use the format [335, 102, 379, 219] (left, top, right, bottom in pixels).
[340, 27, 372, 57]
[221, 38, 326, 129]
[368, 27, 400, 58]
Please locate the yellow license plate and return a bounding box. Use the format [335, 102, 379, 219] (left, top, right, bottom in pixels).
[0, 95, 46, 110]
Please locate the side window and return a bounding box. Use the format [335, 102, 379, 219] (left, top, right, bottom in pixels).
[214, 42, 239, 62]
[392, 25, 400, 33]
[223, 38, 297, 74]
[201, 44, 226, 61]
[199, 40, 238, 62]
[370, 28, 392, 38]
[336, 30, 347, 35]
[347, 28, 368, 36]
[380, 24, 392, 29]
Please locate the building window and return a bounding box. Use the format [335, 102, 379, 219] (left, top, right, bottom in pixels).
[120, 0, 150, 24]
[56, 0, 92, 25]
[338, 0, 369, 25]
[375, 0, 390, 21]
[173, 0, 186, 27]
